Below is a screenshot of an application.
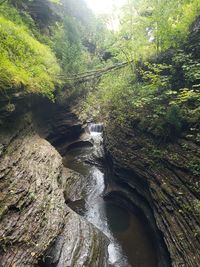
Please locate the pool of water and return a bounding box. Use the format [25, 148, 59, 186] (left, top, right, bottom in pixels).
[63, 132, 157, 267]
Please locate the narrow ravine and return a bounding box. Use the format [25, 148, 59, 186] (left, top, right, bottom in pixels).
[63, 124, 158, 267]
[1, 1, 200, 266]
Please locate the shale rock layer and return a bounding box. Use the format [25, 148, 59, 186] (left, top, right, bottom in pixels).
[0, 114, 108, 267]
[104, 124, 200, 267]
[43, 209, 108, 267]
[0, 125, 65, 266]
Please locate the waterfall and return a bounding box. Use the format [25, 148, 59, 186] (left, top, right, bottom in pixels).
[88, 123, 103, 133]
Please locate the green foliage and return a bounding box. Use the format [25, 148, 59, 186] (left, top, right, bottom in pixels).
[0, 14, 61, 98]
[49, 0, 60, 3]
[106, 0, 200, 64]
[173, 51, 200, 87]
[0, 0, 98, 100]
[174, 89, 200, 124]
[85, 60, 200, 139]
[83, 0, 200, 141]
[0, 2, 35, 30]
[188, 161, 200, 176]
[140, 63, 172, 88]
[53, 16, 87, 74]
[84, 67, 134, 123]
[0, 0, 199, 141]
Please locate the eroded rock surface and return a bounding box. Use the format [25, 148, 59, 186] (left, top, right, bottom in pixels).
[33, 100, 83, 149]
[42, 209, 108, 267]
[104, 125, 200, 267]
[0, 124, 66, 266]
[0, 116, 108, 267]
[61, 168, 88, 203]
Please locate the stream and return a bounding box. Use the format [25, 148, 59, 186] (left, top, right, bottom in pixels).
[63, 125, 158, 267]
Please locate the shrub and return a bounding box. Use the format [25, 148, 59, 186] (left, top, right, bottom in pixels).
[0, 14, 61, 99]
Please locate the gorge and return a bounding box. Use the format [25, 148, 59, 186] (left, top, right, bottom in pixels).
[0, 0, 200, 266]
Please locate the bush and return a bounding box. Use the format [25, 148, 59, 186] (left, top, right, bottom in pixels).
[84, 62, 200, 140]
[0, 14, 61, 99]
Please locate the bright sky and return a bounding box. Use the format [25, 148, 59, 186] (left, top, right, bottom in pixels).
[85, 0, 126, 14]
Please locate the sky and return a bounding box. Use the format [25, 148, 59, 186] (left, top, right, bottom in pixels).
[85, 0, 126, 14]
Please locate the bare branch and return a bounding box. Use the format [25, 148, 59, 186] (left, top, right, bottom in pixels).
[59, 61, 133, 84]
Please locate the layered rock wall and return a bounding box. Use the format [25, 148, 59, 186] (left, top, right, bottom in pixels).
[104, 124, 200, 267]
[0, 108, 108, 267]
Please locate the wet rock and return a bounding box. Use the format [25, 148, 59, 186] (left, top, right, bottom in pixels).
[41, 208, 108, 267]
[66, 140, 93, 152]
[0, 113, 109, 267]
[32, 99, 83, 148]
[0, 124, 66, 266]
[61, 168, 88, 202]
[104, 124, 200, 267]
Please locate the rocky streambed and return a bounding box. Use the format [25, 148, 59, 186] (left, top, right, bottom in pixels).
[0, 101, 108, 267]
[58, 127, 158, 267]
[0, 99, 199, 267]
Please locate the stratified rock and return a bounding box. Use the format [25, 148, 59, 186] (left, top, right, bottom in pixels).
[0, 124, 66, 266]
[104, 124, 200, 267]
[0, 116, 108, 267]
[61, 168, 88, 203]
[33, 99, 83, 148]
[42, 208, 108, 267]
[66, 140, 93, 152]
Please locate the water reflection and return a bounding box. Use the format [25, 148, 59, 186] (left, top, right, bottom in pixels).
[63, 130, 157, 267]
[105, 202, 157, 267]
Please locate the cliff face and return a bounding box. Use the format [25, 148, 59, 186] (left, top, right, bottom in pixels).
[0, 119, 66, 266]
[104, 124, 200, 267]
[102, 18, 200, 267]
[0, 104, 108, 267]
[41, 209, 108, 267]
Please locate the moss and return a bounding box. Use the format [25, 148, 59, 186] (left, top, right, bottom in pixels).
[161, 182, 173, 196]
[182, 200, 200, 217]
[187, 161, 200, 177]
[0, 10, 61, 99]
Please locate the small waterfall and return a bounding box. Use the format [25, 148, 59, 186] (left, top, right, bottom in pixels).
[63, 123, 157, 267]
[88, 123, 103, 133]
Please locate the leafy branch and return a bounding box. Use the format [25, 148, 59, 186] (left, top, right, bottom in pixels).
[0, 0, 7, 5]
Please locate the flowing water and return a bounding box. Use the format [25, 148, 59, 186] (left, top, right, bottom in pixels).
[63, 125, 157, 267]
